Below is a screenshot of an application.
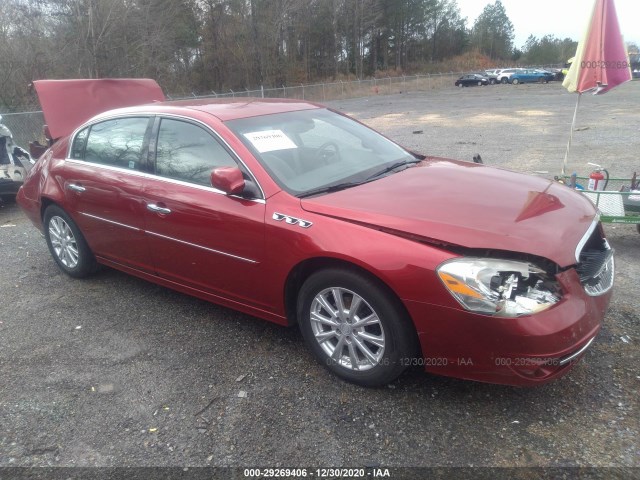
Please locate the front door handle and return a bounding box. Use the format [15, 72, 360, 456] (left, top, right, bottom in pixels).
[147, 203, 172, 215]
[68, 183, 86, 193]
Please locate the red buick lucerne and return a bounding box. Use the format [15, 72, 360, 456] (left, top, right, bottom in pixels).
[17, 79, 614, 387]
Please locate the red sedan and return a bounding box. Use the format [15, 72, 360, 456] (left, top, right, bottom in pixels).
[17, 79, 614, 387]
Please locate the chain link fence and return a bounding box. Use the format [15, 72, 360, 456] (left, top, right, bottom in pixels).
[1, 73, 463, 148]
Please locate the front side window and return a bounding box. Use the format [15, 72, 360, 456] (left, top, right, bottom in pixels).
[83, 117, 149, 170]
[155, 118, 237, 186]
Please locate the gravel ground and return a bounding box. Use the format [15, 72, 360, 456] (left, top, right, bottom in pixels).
[0, 80, 638, 474]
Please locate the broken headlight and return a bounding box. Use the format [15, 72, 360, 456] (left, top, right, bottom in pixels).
[437, 258, 561, 317]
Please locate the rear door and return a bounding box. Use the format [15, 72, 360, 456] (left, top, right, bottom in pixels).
[61, 116, 154, 271]
[142, 116, 269, 309]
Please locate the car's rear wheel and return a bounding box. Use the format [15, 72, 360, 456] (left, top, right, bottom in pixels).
[501, 77, 508, 84]
[297, 268, 417, 387]
[458, 83, 464, 88]
[44, 205, 97, 278]
[512, 78, 520, 85]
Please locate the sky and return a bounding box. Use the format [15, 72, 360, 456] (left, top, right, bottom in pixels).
[455, 0, 640, 49]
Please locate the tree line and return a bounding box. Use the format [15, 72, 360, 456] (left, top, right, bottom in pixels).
[1, 0, 576, 111]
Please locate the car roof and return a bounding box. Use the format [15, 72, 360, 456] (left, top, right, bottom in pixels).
[133, 98, 322, 122]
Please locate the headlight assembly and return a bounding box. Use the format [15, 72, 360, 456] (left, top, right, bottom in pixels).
[437, 258, 561, 317]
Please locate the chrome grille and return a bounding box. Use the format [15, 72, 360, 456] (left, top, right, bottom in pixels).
[576, 226, 614, 296]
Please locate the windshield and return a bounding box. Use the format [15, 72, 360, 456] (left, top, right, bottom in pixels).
[225, 108, 415, 196]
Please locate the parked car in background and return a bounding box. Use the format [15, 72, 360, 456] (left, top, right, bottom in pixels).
[534, 69, 556, 82]
[0, 115, 34, 199]
[509, 69, 550, 84]
[455, 74, 490, 87]
[483, 70, 500, 84]
[496, 68, 521, 84]
[18, 79, 614, 388]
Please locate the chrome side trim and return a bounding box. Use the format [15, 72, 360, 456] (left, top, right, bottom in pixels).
[145, 230, 258, 264]
[63, 159, 266, 205]
[558, 337, 595, 366]
[80, 212, 142, 232]
[575, 215, 600, 263]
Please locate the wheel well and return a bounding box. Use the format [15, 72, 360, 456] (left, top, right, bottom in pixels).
[283, 257, 421, 356]
[40, 197, 56, 220]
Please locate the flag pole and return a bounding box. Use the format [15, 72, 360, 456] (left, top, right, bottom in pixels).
[562, 93, 582, 177]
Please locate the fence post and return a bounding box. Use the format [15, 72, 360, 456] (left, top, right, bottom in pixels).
[322, 82, 325, 101]
[261, 85, 264, 99]
[283, 85, 286, 98]
[301, 84, 304, 100]
[340, 80, 344, 98]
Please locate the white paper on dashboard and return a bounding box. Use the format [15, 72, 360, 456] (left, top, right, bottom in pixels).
[244, 130, 298, 153]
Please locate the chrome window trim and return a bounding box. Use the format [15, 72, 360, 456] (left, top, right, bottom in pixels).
[66, 111, 267, 201]
[63, 159, 266, 205]
[574, 215, 601, 263]
[145, 230, 258, 264]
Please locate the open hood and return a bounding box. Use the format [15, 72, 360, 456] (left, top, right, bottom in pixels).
[32, 79, 165, 140]
[301, 159, 597, 267]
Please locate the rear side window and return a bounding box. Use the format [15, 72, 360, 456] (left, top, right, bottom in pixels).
[155, 118, 237, 186]
[82, 117, 149, 170]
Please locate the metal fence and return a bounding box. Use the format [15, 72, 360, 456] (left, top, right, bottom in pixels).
[1, 73, 463, 148]
[167, 73, 461, 101]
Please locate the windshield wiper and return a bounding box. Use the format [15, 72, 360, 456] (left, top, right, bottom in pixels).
[297, 181, 362, 198]
[365, 158, 421, 182]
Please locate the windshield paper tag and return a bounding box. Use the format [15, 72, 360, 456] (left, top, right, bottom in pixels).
[244, 130, 297, 153]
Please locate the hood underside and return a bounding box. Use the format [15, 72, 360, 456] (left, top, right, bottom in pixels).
[301, 158, 597, 267]
[33, 79, 165, 140]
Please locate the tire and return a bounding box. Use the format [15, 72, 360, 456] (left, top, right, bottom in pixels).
[477, 81, 482, 86]
[458, 83, 464, 88]
[512, 78, 520, 85]
[43, 205, 98, 278]
[490, 78, 496, 85]
[501, 77, 508, 84]
[297, 268, 417, 387]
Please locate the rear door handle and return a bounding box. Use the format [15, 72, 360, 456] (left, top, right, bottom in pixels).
[68, 183, 86, 193]
[147, 203, 172, 215]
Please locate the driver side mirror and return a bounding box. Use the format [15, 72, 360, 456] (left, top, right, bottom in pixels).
[211, 167, 245, 195]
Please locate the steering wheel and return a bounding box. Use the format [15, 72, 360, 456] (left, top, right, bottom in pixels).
[314, 142, 341, 164]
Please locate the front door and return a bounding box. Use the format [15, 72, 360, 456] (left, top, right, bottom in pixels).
[142, 117, 269, 309]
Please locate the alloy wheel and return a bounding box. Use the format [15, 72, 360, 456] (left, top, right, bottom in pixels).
[310, 287, 385, 371]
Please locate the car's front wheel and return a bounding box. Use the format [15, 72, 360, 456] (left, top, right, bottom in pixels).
[512, 78, 520, 85]
[44, 205, 97, 278]
[298, 268, 417, 387]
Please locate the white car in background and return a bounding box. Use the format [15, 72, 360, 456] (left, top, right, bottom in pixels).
[496, 68, 523, 84]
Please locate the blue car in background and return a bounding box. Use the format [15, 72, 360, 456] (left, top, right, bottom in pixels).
[509, 69, 550, 84]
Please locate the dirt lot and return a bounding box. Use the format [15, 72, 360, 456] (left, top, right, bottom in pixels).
[0, 80, 638, 474]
